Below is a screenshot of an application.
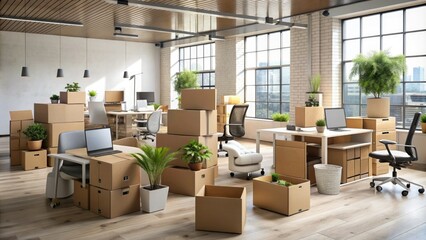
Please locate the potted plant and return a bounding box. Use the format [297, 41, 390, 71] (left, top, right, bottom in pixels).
[271, 173, 280, 182]
[60, 82, 86, 104]
[22, 123, 47, 150]
[173, 70, 199, 108]
[271, 112, 290, 128]
[306, 74, 322, 106]
[350, 51, 406, 118]
[181, 140, 212, 171]
[88, 90, 97, 102]
[50, 94, 60, 104]
[132, 145, 176, 213]
[316, 119, 326, 133]
[421, 113, 426, 133]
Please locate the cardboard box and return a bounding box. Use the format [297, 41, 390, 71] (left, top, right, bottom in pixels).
[275, 140, 307, 179]
[41, 122, 85, 148]
[196, 185, 246, 234]
[346, 117, 363, 128]
[73, 180, 90, 210]
[181, 89, 217, 111]
[90, 184, 140, 219]
[34, 103, 84, 123]
[373, 162, 389, 175]
[10, 119, 33, 138]
[47, 147, 58, 167]
[295, 106, 324, 127]
[59, 91, 86, 104]
[21, 149, 47, 170]
[10, 137, 20, 151]
[253, 175, 310, 216]
[161, 167, 215, 196]
[167, 110, 216, 136]
[105, 90, 124, 103]
[104, 103, 122, 112]
[156, 133, 218, 168]
[363, 117, 396, 131]
[90, 155, 141, 190]
[10, 110, 33, 121]
[10, 150, 21, 166]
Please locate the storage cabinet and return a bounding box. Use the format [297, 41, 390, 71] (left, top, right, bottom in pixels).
[328, 145, 371, 183]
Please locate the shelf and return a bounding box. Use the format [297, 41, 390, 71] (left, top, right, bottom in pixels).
[328, 142, 371, 150]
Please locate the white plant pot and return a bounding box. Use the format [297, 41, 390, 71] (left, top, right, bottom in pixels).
[140, 185, 169, 213]
[316, 126, 325, 133]
[89, 96, 96, 102]
[367, 98, 390, 118]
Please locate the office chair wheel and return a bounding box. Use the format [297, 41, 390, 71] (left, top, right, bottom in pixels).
[230, 172, 235, 177]
[402, 190, 409, 196]
[376, 186, 382, 192]
[419, 188, 425, 194]
[406, 183, 411, 188]
[370, 182, 375, 188]
[50, 199, 60, 208]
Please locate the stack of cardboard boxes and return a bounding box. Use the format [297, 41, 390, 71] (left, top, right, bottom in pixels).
[35, 92, 85, 167]
[158, 89, 218, 196]
[9, 111, 33, 166]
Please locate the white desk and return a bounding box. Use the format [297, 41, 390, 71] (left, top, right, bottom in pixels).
[256, 128, 373, 164]
[107, 110, 155, 139]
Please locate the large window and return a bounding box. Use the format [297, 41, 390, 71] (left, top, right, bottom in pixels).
[342, 5, 426, 128]
[179, 43, 215, 89]
[245, 31, 291, 118]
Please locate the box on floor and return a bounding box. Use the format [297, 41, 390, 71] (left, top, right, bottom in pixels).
[161, 167, 215, 196]
[73, 180, 90, 210]
[253, 175, 310, 216]
[41, 122, 85, 148]
[196, 185, 246, 234]
[21, 149, 47, 171]
[90, 184, 140, 218]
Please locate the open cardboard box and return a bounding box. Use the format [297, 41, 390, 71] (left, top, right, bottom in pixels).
[161, 167, 215, 196]
[196, 185, 246, 234]
[253, 175, 310, 216]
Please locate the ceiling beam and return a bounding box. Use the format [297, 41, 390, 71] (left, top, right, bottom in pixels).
[116, 23, 199, 36]
[0, 16, 83, 27]
[105, 0, 265, 22]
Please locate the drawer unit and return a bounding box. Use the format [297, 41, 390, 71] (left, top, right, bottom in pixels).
[363, 117, 395, 131]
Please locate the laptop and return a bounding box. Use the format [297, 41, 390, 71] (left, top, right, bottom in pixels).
[85, 128, 122, 157]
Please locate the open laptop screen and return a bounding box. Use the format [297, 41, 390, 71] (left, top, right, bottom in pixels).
[85, 128, 114, 153]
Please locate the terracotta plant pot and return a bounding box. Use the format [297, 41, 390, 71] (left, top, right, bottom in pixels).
[188, 162, 202, 171]
[27, 140, 42, 151]
[421, 122, 426, 133]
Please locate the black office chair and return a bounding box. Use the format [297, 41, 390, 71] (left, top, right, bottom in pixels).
[369, 112, 425, 196]
[218, 104, 249, 156]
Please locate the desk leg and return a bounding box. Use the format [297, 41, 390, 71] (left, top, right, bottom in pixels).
[272, 133, 276, 169]
[82, 163, 86, 188]
[115, 115, 119, 140]
[321, 136, 328, 164]
[256, 132, 260, 153]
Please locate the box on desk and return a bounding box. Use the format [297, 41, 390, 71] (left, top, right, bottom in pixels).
[161, 167, 215, 196]
[60, 91, 86, 104]
[34, 103, 84, 123]
[90, 153, 141, 190]
[295, 106, 324, 127]
[90, 184, 140, 219]
[181, 89, 217, 111]
[73, 180, 90, 210]
[21, 149, 47, 170]
[196, 185, 246, 234]
[105, 90, 124, 103]
[156, 133, 217, 168]
[253, 175, 310, 216]
[167, 110, 216, 136]
[41, 122, 85, 148]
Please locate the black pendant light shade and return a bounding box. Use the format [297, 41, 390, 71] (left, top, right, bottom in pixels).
[21, 66, 29, 77]
[83, 69, 90, 78]
[57, 68, 64, 78]
[123, 70, 129, 78]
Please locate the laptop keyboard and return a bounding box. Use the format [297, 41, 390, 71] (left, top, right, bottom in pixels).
[90, 150, 122, 157]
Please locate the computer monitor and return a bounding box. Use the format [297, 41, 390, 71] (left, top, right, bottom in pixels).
[324, 108, 347, 131]
[136, 92, 155, 104]
[136, 99, 148, 111]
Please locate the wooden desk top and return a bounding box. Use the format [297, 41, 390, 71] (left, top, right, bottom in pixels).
[257, 127, 373, 138]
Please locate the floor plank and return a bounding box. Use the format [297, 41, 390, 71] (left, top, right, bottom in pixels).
[0, 136, 425, 239]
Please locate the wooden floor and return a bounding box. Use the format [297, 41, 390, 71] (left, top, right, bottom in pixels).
[1, 137, 426, 240]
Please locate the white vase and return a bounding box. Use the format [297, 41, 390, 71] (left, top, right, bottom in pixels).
[367, 97, 390, 118]
[140, 185, 169, 213]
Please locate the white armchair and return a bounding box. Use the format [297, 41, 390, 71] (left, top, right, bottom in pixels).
[222, 140, 264, 180]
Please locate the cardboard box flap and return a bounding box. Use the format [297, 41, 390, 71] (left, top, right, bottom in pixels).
[10, 110, 33, 121]
[201, 185, 245, 198]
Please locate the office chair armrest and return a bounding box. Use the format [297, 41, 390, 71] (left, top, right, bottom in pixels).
[379, 139, 397, 145]
[395, 144, 419, 160]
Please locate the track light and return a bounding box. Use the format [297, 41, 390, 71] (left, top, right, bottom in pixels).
[113, 27, 138, 38]
[0, 16, 83, 27]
